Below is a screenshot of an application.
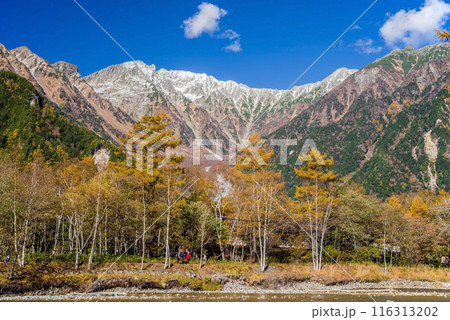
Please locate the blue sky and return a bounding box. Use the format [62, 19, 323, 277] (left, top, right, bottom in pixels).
[1, 0, 449, 89]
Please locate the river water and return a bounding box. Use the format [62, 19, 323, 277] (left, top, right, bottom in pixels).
[2, 289, 450, 302]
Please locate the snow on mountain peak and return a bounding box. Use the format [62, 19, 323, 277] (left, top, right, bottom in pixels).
[84, 60, 357, 131]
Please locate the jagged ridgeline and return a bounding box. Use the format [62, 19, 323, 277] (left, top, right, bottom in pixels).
[0, 71, 121, 162]
[272, 44, 450, 198]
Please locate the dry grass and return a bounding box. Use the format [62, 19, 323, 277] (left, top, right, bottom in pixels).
[268, 263, 450, 284]
[186, 262, 450, 284]
[0, 266, 222, 295]
[0, 261, 448, 295]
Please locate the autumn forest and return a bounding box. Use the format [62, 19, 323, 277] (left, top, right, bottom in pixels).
[1, 108, 449, 282]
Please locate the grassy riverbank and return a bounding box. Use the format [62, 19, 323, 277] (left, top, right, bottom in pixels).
[0, 258, 448, 296]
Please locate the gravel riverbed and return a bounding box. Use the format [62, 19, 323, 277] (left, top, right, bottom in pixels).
[1, 279, 449, 302]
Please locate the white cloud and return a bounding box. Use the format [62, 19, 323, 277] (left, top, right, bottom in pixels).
[183, 2, 228, 39]
[224, 40, 242, 52]
[183, 3, 243, 52]
[354, 38, 383, 54]
[380, 0, 450, 48]
[220, 29, 239, 40]
[221, 29, 242, 52]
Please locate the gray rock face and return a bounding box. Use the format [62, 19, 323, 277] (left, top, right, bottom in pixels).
[84, 60, 356, 141]
[52, 61, 81, 80]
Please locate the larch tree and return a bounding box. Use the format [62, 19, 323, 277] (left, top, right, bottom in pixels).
[235, 133, 285, 271]
[408, 195, 429, 217]
[228, 169, 252, 262]
[124, 113, 184, 269]
[294, 149, 338, 271]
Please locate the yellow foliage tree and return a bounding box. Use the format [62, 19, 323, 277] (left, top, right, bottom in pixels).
[388, 195, 403, 211]
[121, 112, 183, 179]
[121, 112, 185, 269]
[437, 29, 450, 41]
[408, 195, 429, 217]
[234, 133, 285, 271]
[235, 133, 273, 173]
[294, 149, 338, 271]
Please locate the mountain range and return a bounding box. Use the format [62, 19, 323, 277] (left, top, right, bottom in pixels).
[0, 41, 449, 197]
[84, 61, 356, 143]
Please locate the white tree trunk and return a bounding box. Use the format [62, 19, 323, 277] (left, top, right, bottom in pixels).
[88, 175, 102, 270]
[140, 207, 146, 272]
[164, 176, 171, 269]
[164, 209, 170, 269]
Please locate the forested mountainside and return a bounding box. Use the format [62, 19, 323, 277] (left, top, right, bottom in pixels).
[1, 40, 449, 197]
[272, 43, 450, 197]
[0, 43, 133, 144]
[0, 71, 119, 162]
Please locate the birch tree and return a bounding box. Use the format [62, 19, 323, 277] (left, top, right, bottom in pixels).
[17, 152, 55, 267]
[197, 202, 215, 268]
[209, 172, 231, 260]
[87, 149, 110, 270]
[234, 134, 285, 271]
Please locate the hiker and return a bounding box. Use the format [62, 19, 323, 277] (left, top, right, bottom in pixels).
[176, 248, 182, 263]
[180, 249, 186, 264]
[186, 250, 191, 264]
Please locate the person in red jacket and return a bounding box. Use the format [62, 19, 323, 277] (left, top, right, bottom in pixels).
[185, 251, 191, 264]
